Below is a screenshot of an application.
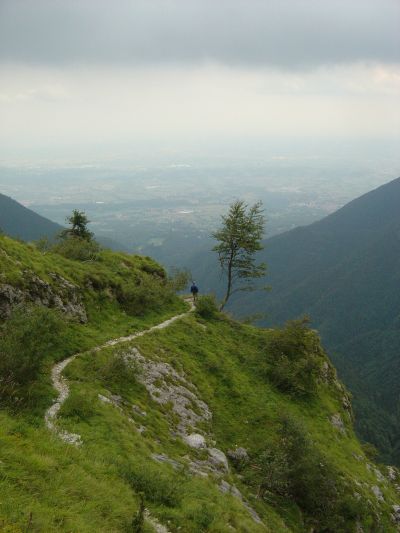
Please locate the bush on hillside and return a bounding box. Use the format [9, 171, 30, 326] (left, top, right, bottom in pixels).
[195, 295, 219, 319]
[0, 305, 64, 405]
[34, 236, 53, 254]
[254, 414, 368, 532]
[265, 318, 321, 397]
[167, 267, 191, 292]
[99, 354, 139, 389]
[125, 463, 184, 507]
[116, 274, 174, 316]
[361, 442, 379, 461]
[52, 236, 100, 261]
[60, 392, 95, 421]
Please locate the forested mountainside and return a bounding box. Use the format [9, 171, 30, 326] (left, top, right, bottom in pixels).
[1, 234, 400, 532]
[230, 177, 400, 464]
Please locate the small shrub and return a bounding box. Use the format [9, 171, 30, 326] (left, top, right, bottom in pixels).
[195, 295, 219, 319]
[141, 261, 166, 278]
[99, 355, 138, 388]
[84, 272, 108, 290]
[186, 502, 216, 530]
[53, 236, 100, 261]
[167, 267, 191, 292]
[361, 442, 379, 461]
[125, 463, 184, 507]
[265, 318, 321, 397]
[34, 237, 52, 254]
[254, 414, 368, 531]
[0, 305, 64, 405]
[61, 393, 94, 421]
[117, 275, 174, 316]
[256, 448, 290, 498]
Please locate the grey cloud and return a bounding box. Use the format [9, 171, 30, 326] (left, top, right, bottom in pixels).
[0, 0, 399, 68]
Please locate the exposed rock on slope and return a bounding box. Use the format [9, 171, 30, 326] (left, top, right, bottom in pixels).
[123, 347, 212, 438]
[121, 345, 262, 523]
[0, 270, 87, 322]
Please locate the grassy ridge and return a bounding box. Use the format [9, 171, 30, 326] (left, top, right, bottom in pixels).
[0, 235, 399, 531]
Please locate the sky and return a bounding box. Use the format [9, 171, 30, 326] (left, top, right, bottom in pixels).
[0, 0, 399, 163]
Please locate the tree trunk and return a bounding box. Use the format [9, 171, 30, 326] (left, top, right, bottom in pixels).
[220, 256, 233, 310]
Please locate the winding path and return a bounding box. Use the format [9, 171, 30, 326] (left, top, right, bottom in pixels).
[44, 299, 264, 530]
[45, 300, 194, 445]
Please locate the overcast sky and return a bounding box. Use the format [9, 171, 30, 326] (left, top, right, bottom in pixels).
[0, 0, 399, 163]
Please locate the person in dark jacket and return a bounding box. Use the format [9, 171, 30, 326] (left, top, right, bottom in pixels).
[190, 281, 199, 302]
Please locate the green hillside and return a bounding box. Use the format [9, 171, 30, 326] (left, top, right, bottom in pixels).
[226, 177, 400, 465]
[0, 234, 400, 532]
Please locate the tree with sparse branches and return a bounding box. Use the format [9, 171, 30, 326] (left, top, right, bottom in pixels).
[61, 209, 93, 241]
[212, 200, 266, 310]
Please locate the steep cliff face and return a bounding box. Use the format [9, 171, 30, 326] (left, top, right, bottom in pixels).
[0, 235, 399, 532]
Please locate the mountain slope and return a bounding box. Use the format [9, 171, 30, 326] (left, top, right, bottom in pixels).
[1, 234, 399, 532]
[231, 176, 400, 463]
[0, 192, 127, 251]
[0, 193, 62, 241]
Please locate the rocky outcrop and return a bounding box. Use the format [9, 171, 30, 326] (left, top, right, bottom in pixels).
[121, 346, 263, 525]
[391, 505, 400, 524]
[219, 481, 262, 524]
[0, 270, 87, 322]
[184, 433, 207, 449]
[330, 413, 346, 434]
[122, 347, 212, 437]
[227, 447, 249, 466]
[371, 485, 384, 502]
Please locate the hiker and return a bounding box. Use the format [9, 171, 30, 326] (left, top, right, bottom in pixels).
[190, 281, 199, 302]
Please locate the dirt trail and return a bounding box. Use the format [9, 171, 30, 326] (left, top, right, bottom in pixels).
[45, 299, 194, 445]
[44, 298, 264, 530]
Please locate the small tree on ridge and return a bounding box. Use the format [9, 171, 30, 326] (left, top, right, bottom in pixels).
[212, 200, 266, 310]
[61, 209, 93, 241]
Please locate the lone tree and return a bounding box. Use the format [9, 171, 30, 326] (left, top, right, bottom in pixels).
[212, 200, 266, 310]
[61, 209, 93, 241]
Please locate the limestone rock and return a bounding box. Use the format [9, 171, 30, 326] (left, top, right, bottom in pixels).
[207, 448, 229, 472]
[374, 468, 385, 483]
[371, 485, 384, 502]
[219, 481, 262, 524]
[123, 347, 212, 438]
[184, 433, 206, 449]
[388, 466, 398, 481]
[132, 404, 147, 417]
[342, 393, 352, 414]
[330, 413, 346, 434]
[392, 505, 400, 524]
[320, 361, 334, 383]
[151, 453, 181, 470]
[227, 447, 249, 465]
[0, 271, 87, 322]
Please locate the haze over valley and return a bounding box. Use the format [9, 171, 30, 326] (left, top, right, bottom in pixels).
[1, 139, 399, 268]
